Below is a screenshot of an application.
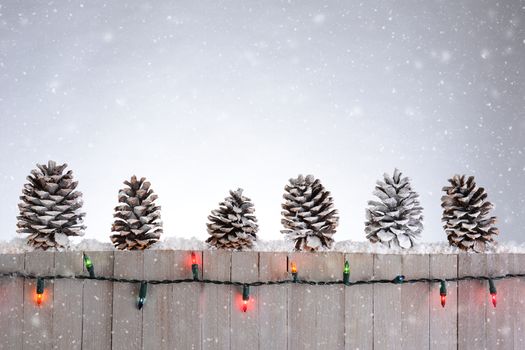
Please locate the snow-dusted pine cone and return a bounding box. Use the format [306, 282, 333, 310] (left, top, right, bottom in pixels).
[206, 188, 258, 250]
[281, 175, 339, 251]
[17, 160, 85, 250]
[442, 175, 498, 252]
[365, 169, 423, 249]
[110, 176, 162, 250]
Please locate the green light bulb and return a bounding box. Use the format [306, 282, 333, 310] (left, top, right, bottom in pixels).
[343, 261, 350, 285]
[83, 254, 93, 270]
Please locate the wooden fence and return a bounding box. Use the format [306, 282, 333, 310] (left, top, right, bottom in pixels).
[0, 251, 524, 349]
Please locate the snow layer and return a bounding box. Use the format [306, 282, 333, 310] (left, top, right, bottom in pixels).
[2, 236, 525, 254]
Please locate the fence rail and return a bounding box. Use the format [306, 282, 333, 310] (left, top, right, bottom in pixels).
[0, 251, 524, 350]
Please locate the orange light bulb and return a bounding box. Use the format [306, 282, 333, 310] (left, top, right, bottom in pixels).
[36, 293, 43, 306]
[291, 262, 297, 274]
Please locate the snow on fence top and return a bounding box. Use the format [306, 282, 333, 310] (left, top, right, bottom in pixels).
[2, 236, 525, 254]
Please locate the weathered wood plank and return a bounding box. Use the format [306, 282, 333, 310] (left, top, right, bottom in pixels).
[53, 252, 83, 349]
[373, 254, 402, 350]
[142, 250, 174, 350]
[258, 252, 287, 350]
[0, 254, 24, 350]
[112, 251, 144, 350]
[401, 254, 430, 349]
[202, 250, 231, 350]
[230, 252, 259, 349]
[170, 250, 203, 350]
[458, 253, 487, 350]
[344, 253, 374, 350]
[288, 252, 344, 350]
[23, 251, 55, 350]
[512, 254, 525, 348]
[486, 253, 513, 349]
[429, 254, 457, 350]
[82, 251, 114, 350]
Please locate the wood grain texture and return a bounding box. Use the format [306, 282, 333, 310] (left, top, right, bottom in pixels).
[201, 250, 231, 350]
[23, 251, 55, 350]
[111, 251, 144, 350]
[288, 252, 344, 350]
[53, 252, 83, 350]
[142, 250, 174, 350]
[170, 250, 203, 350]
[429, 254, 457, 350]
[0, 254, 24, 350]
[511, 254, 525, 348]
[2, 251, 525, 349]
[82, 251, 114, 350]
[344, 253, 374, 350]
[458, 253, 487, 350]
[373, 254, 402, 350]
[401, 254, 430, 350]
[258, 252, 288, 350]
[486, 253, 513, 350]
[230, 252, 259, 349]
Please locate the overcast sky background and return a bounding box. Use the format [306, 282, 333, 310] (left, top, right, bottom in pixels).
[0, 1, 524, 245]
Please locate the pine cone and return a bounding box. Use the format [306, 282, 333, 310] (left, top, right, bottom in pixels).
[365, 169, 423, 249]
[206, 188, 258, 250]
[110, 176, 162, 250]
[442, 175, 498, 252]
[281, 175, 339, 251]
[17, 160, 85, 250]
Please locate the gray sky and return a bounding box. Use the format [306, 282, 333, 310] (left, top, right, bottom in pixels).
[1, 0, 524, 244]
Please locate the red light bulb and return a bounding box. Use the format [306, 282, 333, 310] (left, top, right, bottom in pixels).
[440, 294, 446, 308]
[35, 277, 45, 306]
[191, 252, 197, 265]
[242, 300, 248, 313]
[491, 293, 497, 307]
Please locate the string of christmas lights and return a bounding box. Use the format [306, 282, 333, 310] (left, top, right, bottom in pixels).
[1, 254, 514, 312]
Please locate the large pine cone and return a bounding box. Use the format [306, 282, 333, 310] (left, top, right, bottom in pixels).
[442, 175, 499, 252]
[110, 176, 162, 250]
[281, 175, 339, 251]
[206, 188, 258, 250]
[365, 169, 423, 249]
[17, 160, 85, 250]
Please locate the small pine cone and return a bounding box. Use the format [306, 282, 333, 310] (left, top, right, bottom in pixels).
[442, 175, 498, 252]
[17, 160, 86, 250]
[365, 169, 423, 249]
[110, 176, 162, 250]
[206, 188, 258, 250]
[281, 175, 339, 251]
